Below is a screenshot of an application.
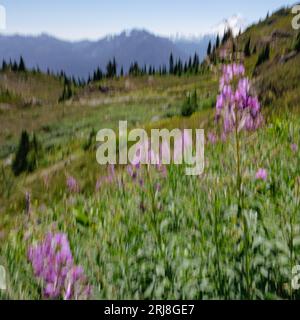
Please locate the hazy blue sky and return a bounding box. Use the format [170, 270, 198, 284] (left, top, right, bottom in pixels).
[0, 0, 297, 40]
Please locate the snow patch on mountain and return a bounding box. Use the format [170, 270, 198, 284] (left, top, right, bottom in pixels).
[212, 14, 247, 36]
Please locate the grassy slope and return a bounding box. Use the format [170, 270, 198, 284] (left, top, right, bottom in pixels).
[1, 6, 300, 299]
[237, 7, 300, 111]
[0, 70, 63, 105]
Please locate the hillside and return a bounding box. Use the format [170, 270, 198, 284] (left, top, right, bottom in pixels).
[0, 69, 64, 107]
[236, 7, 300, 109]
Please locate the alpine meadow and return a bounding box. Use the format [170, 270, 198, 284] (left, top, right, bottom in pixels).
[1, 3, 300, 301]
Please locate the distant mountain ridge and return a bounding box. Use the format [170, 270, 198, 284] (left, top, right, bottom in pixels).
[0, 29, 214, 78]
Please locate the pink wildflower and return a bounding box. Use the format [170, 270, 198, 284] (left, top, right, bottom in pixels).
[256, 168, 268, 181]
[28, 232, 90, 300]
[66, 176, 80, 193]
[207, 132, 218, 145]
[291, 143, 298, 153]
[216, 63, 263, 134]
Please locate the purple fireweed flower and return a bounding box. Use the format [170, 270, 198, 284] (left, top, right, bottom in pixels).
[128, 138, 168, 172]
[221, 63, 245, 89]
[216, 94, 224, 110]
[256, 168, 268, 181]
[233, 63, 245, 76]
[220, 132, 227, 142]
[95, 165, 116, 191]
[157, 163, 167, 178]
[237, 78, 250, 103]
[131, 140, 150, 165]
[222, 85, 233, 100]
[95, 177, 103, 191]
[207, 132, 218, 145]
[127, 163, 144, 187]
[127, 164, 136, 179]
[64, 266, 91, 300]
[291, 143, 298, 153]
[108, 164, 115, 177]
[132, 139, 162, 165]
[95, 176, 111, 191]
[28, 232, 90, 300]
[66, 176, 80, 193]
[126, 139, 168, 187]
[216, 64, 263, 134]
[127, 163, 141, 178]
[155, 183, 161, 192]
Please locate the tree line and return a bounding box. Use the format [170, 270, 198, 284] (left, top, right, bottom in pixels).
[1, 56, 27, 72]
[1, 51, 208, 87]
[88, 52, 207, 83]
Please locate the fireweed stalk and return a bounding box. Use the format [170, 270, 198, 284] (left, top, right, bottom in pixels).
[129, 139, 169, 252]
[28, 232, 91, 300]
[216, 64, 263, 211]
[215, 63, 263, 297]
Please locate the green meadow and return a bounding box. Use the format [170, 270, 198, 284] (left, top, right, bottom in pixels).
[0, 7, 300, 299]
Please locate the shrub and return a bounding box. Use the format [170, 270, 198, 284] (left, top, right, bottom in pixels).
[244, 37, 251, 57]
[294, 33, 300, 52]
[181, 90, 198, 117]
[59, 78, 73, 102]
[199, 96, 216, 110]
[12, 131, 30, 176]
[82, 128, 97, 151]
[12, 131, 41, 176]
[255, 43, 270, 67]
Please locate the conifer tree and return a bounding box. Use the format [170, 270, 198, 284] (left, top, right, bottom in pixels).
[129, 62, 141, 76]
[106, 58, 117, 78]
[188, 57, 192, 72]
[177, 59, 183, 76]
[169, 53, 174, 75]
[12, 131, 30, 176]
[216, 35, 220, 49]
[2, 60, 7, 71]
[193, 53, 199, 73]
[18, 56, 26, 72]
[112, 57, 117, 77]
[12, 60, 18, 72]
[244, 37, 251, 57]
[222, 28, 233, 44]
[184, 62, 188, 74]
[59, 78, 73, 102]
[255, 43, 270, 67]
[207, 41, 212, 56]
[27, 133, 40, 172]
